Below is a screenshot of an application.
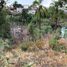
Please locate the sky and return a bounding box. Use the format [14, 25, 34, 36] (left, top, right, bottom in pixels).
[6, 0, 52, 7]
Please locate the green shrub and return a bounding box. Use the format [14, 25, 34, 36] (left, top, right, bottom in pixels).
[52, 28, 61, 39]
[21, 42, 30, 51]
[42, 25, 52, 34]
[20, 41, 36, 51]
[0, 9, 10, 38]
[49, 38, 67, 52]
[0, 39, 10, 51]
[49, 38, 58, 49]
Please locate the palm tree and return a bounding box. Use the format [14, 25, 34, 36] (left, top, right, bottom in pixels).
[29, 0, 43, 10]
[35, 5, 47, 38]
[28, 0, 48, 39]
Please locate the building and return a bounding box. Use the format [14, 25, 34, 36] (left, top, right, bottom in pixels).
[7, 4, 24, 15]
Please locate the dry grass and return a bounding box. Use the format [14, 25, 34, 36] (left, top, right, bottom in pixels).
[0, 38, 67, 67]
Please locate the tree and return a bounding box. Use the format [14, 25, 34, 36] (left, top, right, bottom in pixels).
[35, 5, 47, 38]
[0, 0, 10, 38]
[48, 0, 66, 30]
[0, 0, 5, 11]
[13, 1, 18, 9]
[20, 8, 32, 25]
[13, 1, 23, 9]
[28, 0, 48, 39]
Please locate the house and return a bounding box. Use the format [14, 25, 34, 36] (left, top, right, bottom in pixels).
[7, 4, 23, 15]
[16, 7, 23, 13]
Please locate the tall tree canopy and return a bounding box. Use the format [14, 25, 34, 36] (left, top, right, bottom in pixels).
[0, 0, 10, 38]
[48, 0, 67, 30]
[0, 0, 5, 11]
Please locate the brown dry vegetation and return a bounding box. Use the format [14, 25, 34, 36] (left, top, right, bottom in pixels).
[0, 38, 67, 67]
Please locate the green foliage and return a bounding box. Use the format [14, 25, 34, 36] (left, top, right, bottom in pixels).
[49, 38, 67, 52]
[0, 8, 10, 38]
[49, 38, 58, 49]
[0, 0, 66, 44]
[28, 0, 48, 39]
[19, 9, 33, 25]
[10, 15, 20, 23]
[52, 28, 61, 39]
[42, 25, 52, 34]
[21, 42, 30, 51]
[0, 39, 10, 51]
[48, 0, 66, 30]
[20, 41, 35, 51]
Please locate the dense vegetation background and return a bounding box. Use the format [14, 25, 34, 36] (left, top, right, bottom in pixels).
[0, 0, 67, 67]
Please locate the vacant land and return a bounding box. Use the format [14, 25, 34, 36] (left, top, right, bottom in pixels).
[0, 38, 67, 67]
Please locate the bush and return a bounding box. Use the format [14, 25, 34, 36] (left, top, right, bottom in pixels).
[0, 9, 10, 38]
[49, 38, 67, 52]
[0, 39, 10, 51]
[52, 28, 61, 39]
[21, 43, 29, 51]
[20, 40, 44, 51]
[20, 41, 34, 51]
[49, 38, 58, 49]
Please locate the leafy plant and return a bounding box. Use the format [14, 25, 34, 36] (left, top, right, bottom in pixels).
[0, 39, 10, 51]
[49, 38, 67, 52]
[49, 38, 58, 49]
[21, 41, 33, 51]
